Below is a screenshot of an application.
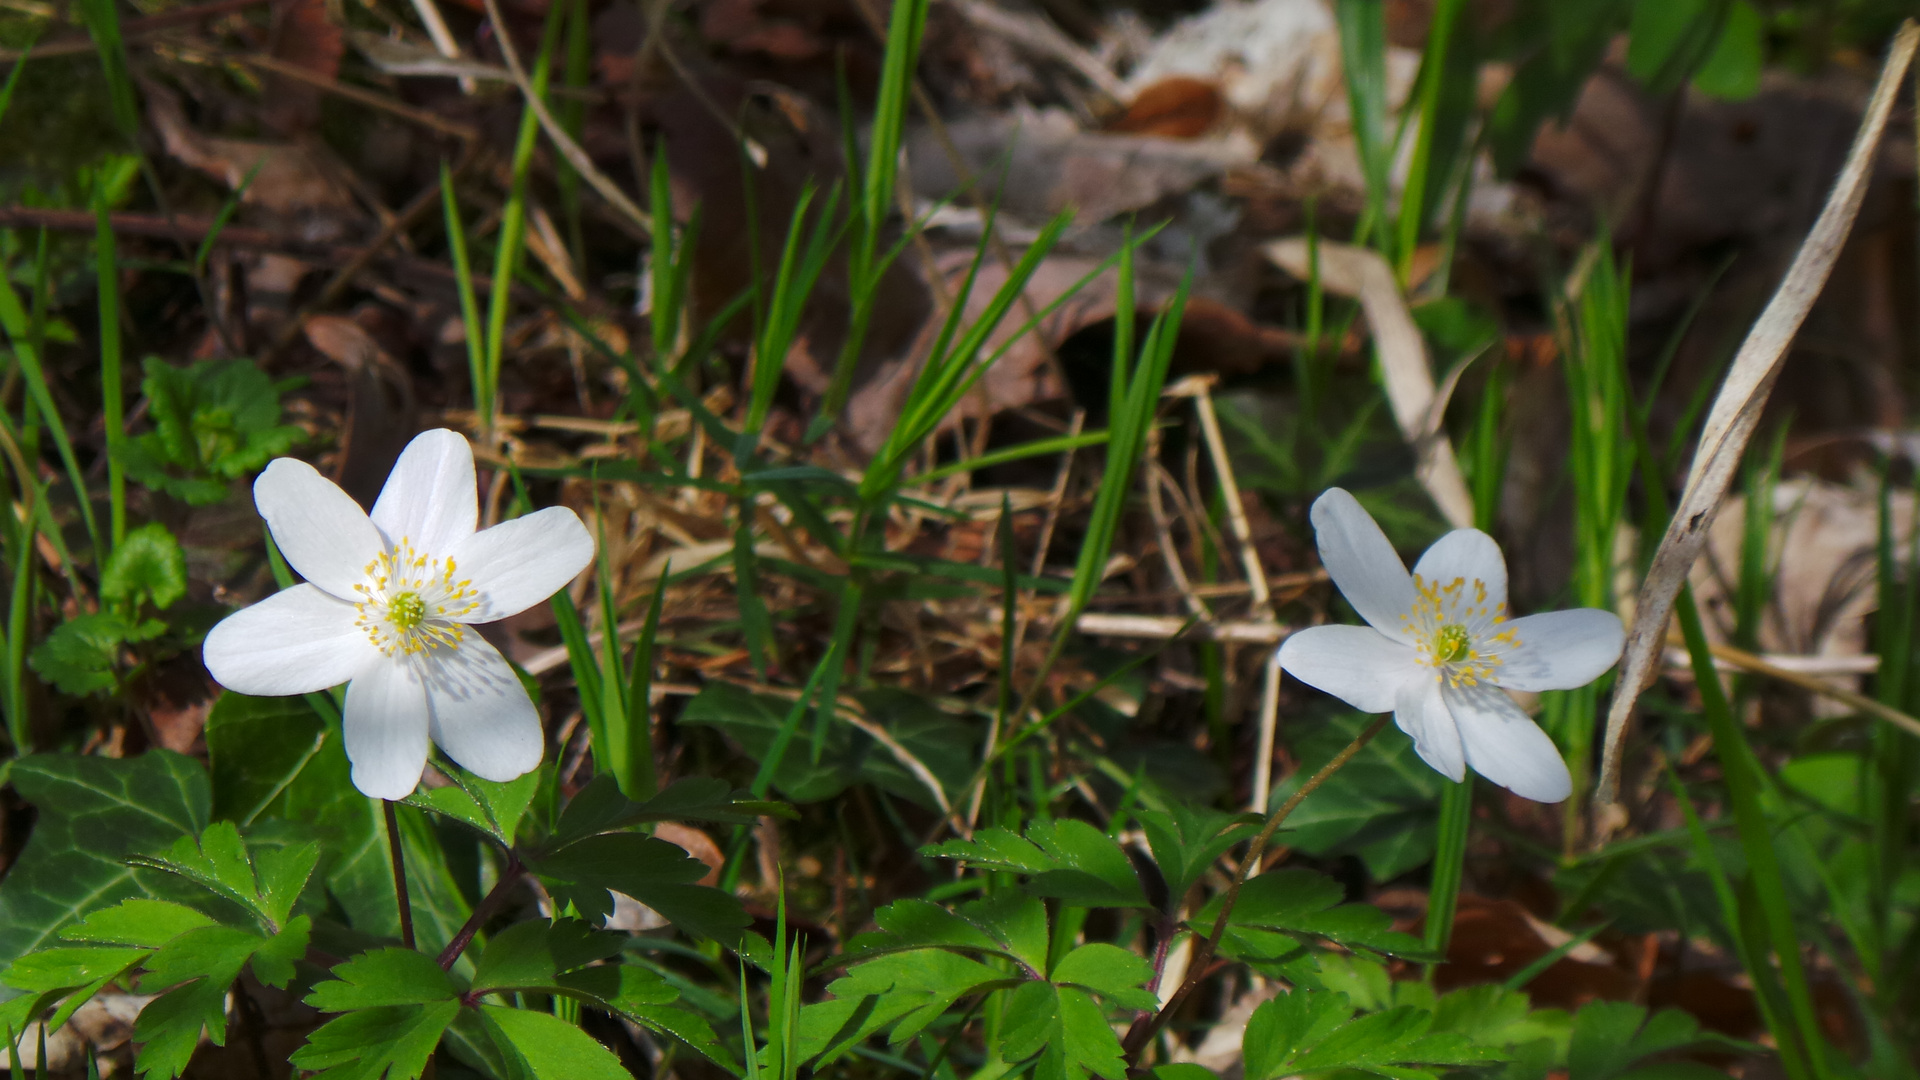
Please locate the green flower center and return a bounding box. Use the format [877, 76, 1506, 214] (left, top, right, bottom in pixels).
[1434, 623, 1471, 664]
[388, 591, 426, 630]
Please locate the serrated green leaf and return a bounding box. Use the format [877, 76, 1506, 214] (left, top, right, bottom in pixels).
[1049, 944, 1156, 1009]
[554, 964, 678, 1013]
[28, 613, 136, 695]
[289, 1000, 461, 1080]
[804, 948, 1006, 1062]
[480, 1003, 631, 1080]
[0, 752, 209, 967]
[1196, 869, 1429, 959]
[61, 900, 214, 948]
[869, 898, 1004, 954]
[534, 833, 747, 944]
[553, 775, 784, 848]
[470, 919, 624, 994]
[124, 357, 303, 505]
[1243, 990, 1355, 1080]
[1134, 805, 1258, 907]
[1152, 1066, 1217, 1080]
[960, 893, 1049, 975]
[250, 917, 312, 989]
[306, 948, 462, 1011]
[101, 522, 187, 611]
[2, 946, 149, 993]
[133, 977, 231, 1079]
[252, 842, 321, 929]
[622, 1001, 738, 1073]
[140, 925, 264, 992]
[134, 822, 258, 915]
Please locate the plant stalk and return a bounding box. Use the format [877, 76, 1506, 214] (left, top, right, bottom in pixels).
[384, 800, 415, 950]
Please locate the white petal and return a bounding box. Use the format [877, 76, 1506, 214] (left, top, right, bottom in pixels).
[1394, 675, 1464, 783]
[445, 508, 596, 622]
[423, 633, 544, 783]
[203, 585, 377, 696]
[343, 660, 431, 800]
[371, 429, 478, 554]
[255, 458, 385, 601]
[1412, 528, 1506, 610]
[1277, 625, 1421, 713]
[1442, 681, 1572, 802]
[1309, 488, 1418, 643]
[1493, 609, 1626, 692]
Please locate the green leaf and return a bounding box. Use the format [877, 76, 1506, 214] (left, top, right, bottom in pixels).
[1565, 1001, 1742, 1080]
[133, 977, 234, 1079]
[61, 900, 215, 948]
[1243, 989, 1354, 1080]
[134, 823, 259, 914]
[1134, 805, 1258, 908]
[470, 919, 625, 994]
[1267, 713, 1443, 881]
[205, 692, 333, 827]
[552, 775, 780, 849]
[1242, 989, 1490, 1080]
[28, 612, 146, 695]
[289, 1000, 461, 1080]
[2, 945, 150, 993]
[0, 752, 209, 967]
[998, 981, 1129, 1080]
[101, 522, 187, 611]
[404, 764, 539, 848]
[479, 1003, 631, 1080]
[621, 1001, 737, 1072]
[800, 949, 1004, 1065]
[123, 357, 303, 505]
[533, 833, 748, 944]
[1049, 944, 1156, 1010]
[869, 898, 1004, 955]
[1690, 0, 1761, 99]
[554, 964, 678, 1013]
[1194, 869, 1431, 960]
[1152, 1067, 1217, 1080]
[305, 948, 463, 1011]
[924, 819, 1149, 908]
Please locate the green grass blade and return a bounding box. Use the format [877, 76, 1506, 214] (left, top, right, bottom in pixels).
[0, 256, 102, 560]
[441, 162, 487, 431]
[76, 0, 139, 142]
[92, 189, 125, 552]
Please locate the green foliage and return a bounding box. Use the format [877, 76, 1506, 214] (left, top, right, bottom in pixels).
[1268, 711, 1447, 880]
[100, 523, 187, 611]
[1241, 988, 1488, 1079]
[27, 611, 163, 695]
[120, 357, 303, 504]
[0, 752, 208, 966]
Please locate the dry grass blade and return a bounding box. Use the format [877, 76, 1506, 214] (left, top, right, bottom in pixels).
[1671, 637, 1920, 741]
[1593, 19, 1920, 819]
[478, 0, 653, 236]
[1263, 238, 1474, 529]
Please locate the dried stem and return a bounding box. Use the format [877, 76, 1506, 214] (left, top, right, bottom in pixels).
[439, 854, 526, 970]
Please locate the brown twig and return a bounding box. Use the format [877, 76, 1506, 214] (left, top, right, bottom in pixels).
[0, 0, 269, 62]
[439, 854, 525, 969]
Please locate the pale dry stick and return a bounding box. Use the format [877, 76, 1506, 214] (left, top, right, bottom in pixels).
[1593, 20, 1920, 821]
[1263, 238, 1476, 531]
[1669, 637, 1920, 741]
[406, 0, 476, 94]
[236, 54, 479, 141]
[1075, 612, 1284, 644]
[1168, 375, 1276, 613]
[478, 0, 654, 236]
[949, 0, 1130, 102]
[1145, 455, 1211, 621]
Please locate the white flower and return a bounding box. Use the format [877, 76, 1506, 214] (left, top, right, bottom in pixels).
[1276, 488, 1624, 802]
[204, 429, 594, 800]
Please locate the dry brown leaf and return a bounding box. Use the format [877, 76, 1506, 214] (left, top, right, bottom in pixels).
[1263, 237, 1475, 529]
[1106, 76, 1225, 138]
[1594, 21, 1919, 819]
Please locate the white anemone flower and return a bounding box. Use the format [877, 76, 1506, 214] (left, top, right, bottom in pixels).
[204, 429, 594, 800]
[1276, 488, 1625, 802]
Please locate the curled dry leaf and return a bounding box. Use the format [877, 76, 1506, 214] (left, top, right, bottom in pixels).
[1594, 21, 1919, 818]
[1263, 237, 1475, 529]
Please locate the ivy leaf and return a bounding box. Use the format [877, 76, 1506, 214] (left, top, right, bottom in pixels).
[289, 1000, 462, 1080]
[533, 833, 748, 945]
[0, 752, 209, 967]
[100, 522, 188, 611]
[305, 948, 463, 1011]
[478, 1004, 631, 1080]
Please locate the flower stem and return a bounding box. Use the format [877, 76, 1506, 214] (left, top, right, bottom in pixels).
[1121, 713, 1390, 1064]
[383, 800, 415, 950]
[439, 855, 525, 970]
